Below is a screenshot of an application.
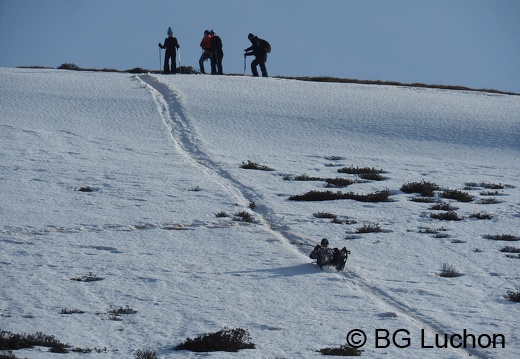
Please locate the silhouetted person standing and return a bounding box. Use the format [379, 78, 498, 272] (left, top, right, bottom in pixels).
[244, 33, 270, 77]
[158, 27, 179, 74]
[209, 30, 224, 75]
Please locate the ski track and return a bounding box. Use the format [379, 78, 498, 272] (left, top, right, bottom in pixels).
[137, 74, 484, 359]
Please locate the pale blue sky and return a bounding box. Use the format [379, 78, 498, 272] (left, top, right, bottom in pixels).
[1, 0, 519, 93]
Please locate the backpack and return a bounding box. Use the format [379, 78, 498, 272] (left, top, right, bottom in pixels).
[259, 38, 271, 53]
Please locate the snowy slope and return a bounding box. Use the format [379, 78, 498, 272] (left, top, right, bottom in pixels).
[1, 67, 519, 358]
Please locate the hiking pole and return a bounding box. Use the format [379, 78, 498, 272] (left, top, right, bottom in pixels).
[159, 47, 162, 74]
[177, 48, 181, 74]
[243, 55, 246, 76]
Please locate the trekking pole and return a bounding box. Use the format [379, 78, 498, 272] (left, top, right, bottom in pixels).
[243, 55, 246, 76]
[178, 48, 181, 74]
[159, 47, 162, 74]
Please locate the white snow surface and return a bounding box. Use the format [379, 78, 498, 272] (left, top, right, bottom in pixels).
[1, 67, 519, 358]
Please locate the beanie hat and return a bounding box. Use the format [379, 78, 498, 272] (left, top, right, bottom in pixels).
[209, 30, 215, 35]
[167, 27, 173, 35]
[321, 238, 329, 246]
[248, 33, 254, 39]
[204, 30, 210, 35]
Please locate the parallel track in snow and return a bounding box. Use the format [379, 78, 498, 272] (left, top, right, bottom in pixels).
[138, 74, 483, 359]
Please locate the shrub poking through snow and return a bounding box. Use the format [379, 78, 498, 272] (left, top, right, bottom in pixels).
[289, 189, 390, 202]
[313, 212, 337, 219]
[135, 349, 158, 359]
[325, 177, 357, 188]
[174, 327, 255, 352]
[107, 305, 137, 315]
[505, 290, 520, 302]
[400, 180, 439, 197]
[439, 263, 461, 277]
[70, 272, 104, 282]
[483, 234, 519, 241]
[239, 160, 274, 171]
[429, 202, 458, 211]
[430, 211, 463, 221]
[234, 211, 255, 223]
[0, 330, 70, 353]
[469, 212, 493, 220]
[318, 344, 362, 356]
[500, 246, 520, 253]
[356, 223, 383, 233]
[440, 188, 473, 202]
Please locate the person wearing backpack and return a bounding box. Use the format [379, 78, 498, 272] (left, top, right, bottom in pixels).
[244, 33, 270, 77]
[158, 27, 180, 74]
[209, 30, 224, 75]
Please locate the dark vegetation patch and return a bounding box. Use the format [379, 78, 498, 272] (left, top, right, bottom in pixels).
[239, 160, 274, 171]
[429, 202, 458, 211]
[70, 272, 104, 282]
[337, 166, 385, 181]
[438, 263, 462, 278]
[483, 234, 519, 242]
[233, 211, 255, 223]
[464, 182, 515, 190]
[469, 212, 493, 220]
[0, 330, 69, 353]
[317, 344, 362, 356]
[440, 189, 473, 202]
[500, 246, 520, 253]
[401, 180, 439, 197]
[430, 211, 463, 221]
[505, 290, 520, 302]
[174, 327, 255, 352]
[356, 223, 385, 233]
[289, 189, 390, 202]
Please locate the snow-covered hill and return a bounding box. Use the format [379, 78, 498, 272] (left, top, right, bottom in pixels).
[1, 67, 519, 358]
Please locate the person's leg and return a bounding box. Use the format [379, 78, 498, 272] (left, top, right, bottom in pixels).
[199, 54, 206, 73]
[251, 58, 259, 77]
[164, 53, 170, 74]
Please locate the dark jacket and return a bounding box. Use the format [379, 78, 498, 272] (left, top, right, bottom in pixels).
[211, 35, 223, 53]
[245, 36, 268, 58]
[160, 36, 180, 53]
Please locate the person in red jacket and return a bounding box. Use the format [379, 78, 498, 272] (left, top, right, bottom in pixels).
[199, 30, 212, 74]
[158, 27, 180, 74]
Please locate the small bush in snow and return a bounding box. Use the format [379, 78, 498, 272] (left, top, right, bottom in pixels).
[469, 212, 493, 220]
[313, 212, 337, 219]
[58, 63, 80, 70]
[439, 263, 461, 278]
[107, 305, 137, 315]
[400, 180, 439, 197]
[318, 344, 362, 356]
[500, 246, 520, 253]
[60, 308, 85, 315]
[505, 290, 520, 302]
[135, 349, 158, 359]
[484, 234, 519, 241]
[325, 177, 357, 188]
[430, 211, 463, 221]
[356, 223, 383, 233]
[239, 160, 274, 171]
[215, 211, 229, 217]
[429, 201, 458, 211]
[440, 188, 473, 202]
[70, 272, 104, 282]
[477, 197, 500, 204]
[174, 327, 255, 352]
[337, 166, 383, 176]
[233, 211, 255, 223]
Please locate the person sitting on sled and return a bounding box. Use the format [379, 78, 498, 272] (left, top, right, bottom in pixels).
[309, 238, 349, 271]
